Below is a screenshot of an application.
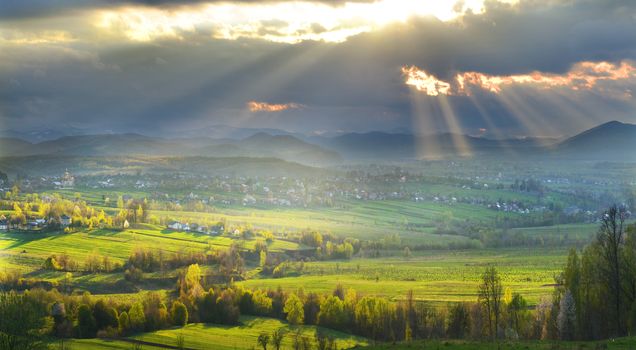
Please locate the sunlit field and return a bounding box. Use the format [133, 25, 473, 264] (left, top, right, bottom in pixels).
[240, 249, 566, 305]
[1, 226, 567, 304]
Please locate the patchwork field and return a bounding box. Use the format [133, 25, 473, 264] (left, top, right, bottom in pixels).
[240, 248, 567, 305]
[1, 225, 567, 305]
[55, 187, 514, 244]
[0, 226, 303, 275]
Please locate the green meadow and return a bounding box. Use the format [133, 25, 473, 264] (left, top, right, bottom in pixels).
[362, 338, 636, 350]
[59, 316, 368, 350]
[0, 226, 302, 274]
[240, 248, 566, 305]
[130, 316, 367, 350]
[56, 187, 510, 244]
[1, 225, 568, 305]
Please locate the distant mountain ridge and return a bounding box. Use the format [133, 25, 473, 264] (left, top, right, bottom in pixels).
[0, 126, 88, 142]
[1, 121, 634, 163]
[310, 131, 555, 160]
[309, 120, 636, 161]
[0, 132, 342, 166]
[554, 120, 636, 159]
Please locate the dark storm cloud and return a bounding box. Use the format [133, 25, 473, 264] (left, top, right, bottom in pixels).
[1, 0, 635, 136]
[0, 0, 376, 19]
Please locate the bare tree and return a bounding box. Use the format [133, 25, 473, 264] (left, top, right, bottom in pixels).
[271, 328, 285, 350]
[257, 332, 270, 350]
[478, 266, 503, 341]
[406, 289, 417, 340]
[597, 205, 629, 336]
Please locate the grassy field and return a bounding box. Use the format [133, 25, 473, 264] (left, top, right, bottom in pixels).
[137, 200, 503, 246]
[0, 226, 303, 275]
[0, 222, 573, 306]
[60, 316, 368, 350]
[1, 225, 567, 303]
[51, 338, 164, 350]
[130, 316, 368, 349]
[362, 338, 636, 349]
[56, 187, 513, 245]
[508, 223, 599, 241]
[240, 248, 566, 305]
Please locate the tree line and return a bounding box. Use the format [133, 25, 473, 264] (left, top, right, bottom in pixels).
[554, 205, 635, 339]
[0, 262, 550, 349]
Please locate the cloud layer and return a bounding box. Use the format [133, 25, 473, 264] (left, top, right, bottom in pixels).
[247, 101, 303, 112]
[1, 0, 635, 138]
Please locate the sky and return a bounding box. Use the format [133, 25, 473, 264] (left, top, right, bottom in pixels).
[1, 0, 635, 139]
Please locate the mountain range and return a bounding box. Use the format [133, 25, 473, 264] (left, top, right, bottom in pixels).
[0, 132, 342, 166]
[1, 121, 635, 164]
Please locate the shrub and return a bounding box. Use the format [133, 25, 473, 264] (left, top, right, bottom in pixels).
[94, 300, 119, 331]
[118, 311, 130, 335]
[171, 301, 188, 326]
[77, 304, 96, 338]
[124, 266, 143, 283]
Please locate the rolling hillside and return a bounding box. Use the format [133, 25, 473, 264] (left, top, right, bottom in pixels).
[0, 155, 328, 177]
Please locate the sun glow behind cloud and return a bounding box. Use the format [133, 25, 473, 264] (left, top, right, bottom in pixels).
[247, 101, 303, 112]
[404, 60, 636, 158]
[96, 0, 503, 43]
[402, 66, 453, 96]
[403, 61, 636, 97]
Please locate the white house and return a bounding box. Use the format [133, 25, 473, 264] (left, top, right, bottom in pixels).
[167, 221, 183, 230]
[0, 219, 8, 231]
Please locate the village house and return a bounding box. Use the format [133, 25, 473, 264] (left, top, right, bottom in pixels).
[61, 170, 75, 189]
[0, 219, 8, 231]
[27, 221, 40, 230]
[60, 215, 71, 227]
[210, 224, 224, 236]
[167, 221, 183, 231]
[243, 194, 256, 206]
